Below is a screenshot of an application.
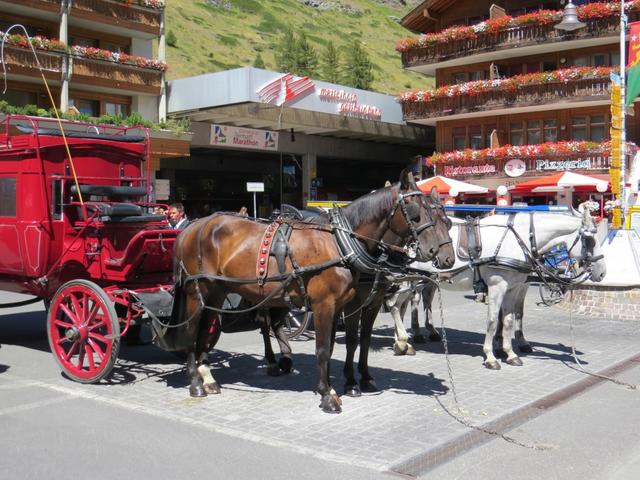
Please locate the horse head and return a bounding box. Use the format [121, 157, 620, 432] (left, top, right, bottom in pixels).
[393, 168, 454, 268]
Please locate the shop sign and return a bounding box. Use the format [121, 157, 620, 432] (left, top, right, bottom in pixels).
[535, 159, 593, 171]
[443, 163, 496, 177]
[504, 158, 526, 177]
[257, 73, 315, 106]
[211, 124, 279, 151]
[318, 87, 382, 120]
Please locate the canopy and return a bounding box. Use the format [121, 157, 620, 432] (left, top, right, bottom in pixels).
[509, 171, 609, 194]
[417, 176, 488, 195]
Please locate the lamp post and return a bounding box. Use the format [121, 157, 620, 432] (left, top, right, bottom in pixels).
[556, 0, 627, 227]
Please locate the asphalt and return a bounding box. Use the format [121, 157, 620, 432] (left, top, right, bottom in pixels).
[0, 287, 639, 479]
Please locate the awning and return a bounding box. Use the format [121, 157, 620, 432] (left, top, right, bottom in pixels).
[417, 176, 489, 195]
[509, 171, 609, 194]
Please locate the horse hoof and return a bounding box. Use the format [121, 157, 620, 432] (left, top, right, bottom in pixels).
[344, 384, 361, 397]
[189, 384, 207, 397]
[393, 343, 408, 356]
[506, 357, 523, 366]
[278, 356, 293, 374]
[484, 360, 501, 370]
[413, 334, 426, 344]
[406, 345, 416, 356]
[267, 364, 281, 377]
[360, 379, 378, 393]
[495, 348, 508, 360]
[429, 333, 442, 342]
[319, 392, 342, 414]
[518, 344, 533, 354]
[204, 382, 221, 394]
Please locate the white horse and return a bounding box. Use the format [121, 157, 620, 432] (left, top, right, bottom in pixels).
[392, 209, 606, 369]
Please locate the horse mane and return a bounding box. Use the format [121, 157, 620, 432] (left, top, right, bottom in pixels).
[341, 186, 393, 227]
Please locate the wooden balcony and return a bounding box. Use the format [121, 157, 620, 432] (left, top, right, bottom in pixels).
[1, 45, 64, 82]
[72, 56, 162, 95]
[18, 0, 60, 14]
[402, 76, 611, 123]
[401, 13, 640, 72]
[71, 0, 162, 37]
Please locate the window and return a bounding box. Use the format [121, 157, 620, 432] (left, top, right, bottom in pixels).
[527, 120, 541, 144]
[1, 89, 37, 107]
[573, 56, 588, 67]
[543, 119, 558, 143]
[469, 126, 482, 149]
[510, 121, 524, 146]
[105, 102, 129, 116]
[525, 62, 540, 74]
[469, 70, 484, 81]
[485, 124, 497, 148]
[453, 72, 467, 84]
[51, 179, 62, 220]
[592, 53, 608, 67]
[590, 115, 606, 142]
[103, 42, 129, 54]
[571, 116, 588, 141]
[453, 127, 466, 150]
[71, 36, 99, 48]
[542, 60, 557, 72]
[0, 177, 16, 216]
[69, 99, 99, 116]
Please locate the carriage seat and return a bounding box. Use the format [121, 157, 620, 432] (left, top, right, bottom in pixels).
[80, 202, 166, 223]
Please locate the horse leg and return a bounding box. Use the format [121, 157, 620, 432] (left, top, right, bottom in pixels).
[196, 310, 221, 394]
[343, 307, 361, 397]
[410, 285, 426, 344]
[390, 290, 412, 356]
[181, 292, 206, 397]
[271, 307, 293, 374]
[498, 287, 523, 366]
[421, 283, 440, 342]
[495, 308, 507, 359]
[484, 281, 507, 370]
[313, 301, 342, 413]
[358, 304, 380, 393]
[258, 309, 281, 377]
[514, 284, 532, 354]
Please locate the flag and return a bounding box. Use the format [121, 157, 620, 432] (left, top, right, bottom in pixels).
[626, 22, 640, 106]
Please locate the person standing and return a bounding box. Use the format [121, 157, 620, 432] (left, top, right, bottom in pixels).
[168, 202, 189, 229]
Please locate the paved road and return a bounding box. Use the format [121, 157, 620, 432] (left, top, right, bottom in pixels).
[0, 288, 639, 479]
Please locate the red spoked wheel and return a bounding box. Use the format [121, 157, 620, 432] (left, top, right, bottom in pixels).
[47, 279, 120, 383]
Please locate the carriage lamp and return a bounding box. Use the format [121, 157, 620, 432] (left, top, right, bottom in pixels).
[446, 188, 459, 206]
[554, 0, 586, 32]
[497, 185, 509, 207]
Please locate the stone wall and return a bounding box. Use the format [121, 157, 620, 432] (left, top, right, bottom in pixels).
[557, 286, 640, 321]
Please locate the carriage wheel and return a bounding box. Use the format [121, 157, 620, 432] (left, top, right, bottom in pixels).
[539, 282, 564, 307]
[283, 307, 312, 340]
[47, 279, 120, 383]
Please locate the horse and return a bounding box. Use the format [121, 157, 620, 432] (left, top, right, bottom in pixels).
[163, 167, 454, 413]
[391, 209, 606, 369]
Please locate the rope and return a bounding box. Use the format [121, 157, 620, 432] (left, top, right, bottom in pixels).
[566, 288, 639, 390]
[434, 283, 552, 450]
[1, 24, 84, 206]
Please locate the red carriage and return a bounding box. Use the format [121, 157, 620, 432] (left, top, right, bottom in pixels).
[0, 114, 179, 383]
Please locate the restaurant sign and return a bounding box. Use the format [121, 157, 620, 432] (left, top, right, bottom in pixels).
[535, 158, 595, 171]
[443, 164, 496, 177]
[211, 124, 278, 151]
[318, 87, 382, 120]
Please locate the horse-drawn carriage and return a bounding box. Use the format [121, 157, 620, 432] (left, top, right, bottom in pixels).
[0, 114, 178, 382]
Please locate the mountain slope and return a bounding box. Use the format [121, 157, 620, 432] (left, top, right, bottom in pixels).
[165, 0, 434, 95]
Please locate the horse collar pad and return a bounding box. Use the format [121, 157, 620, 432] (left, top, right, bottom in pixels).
[256, 222, 292, 282]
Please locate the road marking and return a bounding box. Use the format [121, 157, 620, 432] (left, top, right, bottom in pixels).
[0, 395, 72, 416]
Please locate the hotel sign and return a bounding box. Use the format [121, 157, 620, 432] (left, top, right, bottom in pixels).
[318, 87, 382, 120]
[211, 124, 278, 151]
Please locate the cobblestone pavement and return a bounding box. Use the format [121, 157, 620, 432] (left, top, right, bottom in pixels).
[1, 288, 639, 476]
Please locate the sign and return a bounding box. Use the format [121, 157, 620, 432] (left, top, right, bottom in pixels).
[246, 182, 265, 192]
[211, 124, 278, 151]
[504, 159, 526, 177]
[154, 179, 170, 201]
[443, 164, 496, 177]
[318, 87, 382, 120]
[257, 73, 315, 106]
[535, 159, 594, 171]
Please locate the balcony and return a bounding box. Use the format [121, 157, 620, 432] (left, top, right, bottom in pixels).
[1, 45, 64, 82]
[72, 56, 162, 95]
[401, 12, 640, 75]
[401, 74, 611, 125]
[70, 0, 162, 37]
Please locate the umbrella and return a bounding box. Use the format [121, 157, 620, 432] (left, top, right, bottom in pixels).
[509, 171, 609, 193]
[417, 176, 488, 195]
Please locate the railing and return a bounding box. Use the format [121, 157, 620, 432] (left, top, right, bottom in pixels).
[401, 13, 640, 68]
[71, 0, 162, 35]
[402, 77, 611, 120]
[72, 56, 162, 94]
[2, 45, 64, 76]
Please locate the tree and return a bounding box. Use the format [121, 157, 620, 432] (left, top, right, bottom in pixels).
[166, 29, 177, 48]
[343, 39, 374, 90]
[275, 28, 297, 73]
[320, 41, 341, 83]
[253, 52, 266, 69]
[294, 32, 317, 77]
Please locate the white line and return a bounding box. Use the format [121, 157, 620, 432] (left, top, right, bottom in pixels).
[0, 395, 72, 416]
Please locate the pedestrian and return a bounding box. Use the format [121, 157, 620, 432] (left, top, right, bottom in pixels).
[239, 206, 248, 216]
[168, 202, 189, 229]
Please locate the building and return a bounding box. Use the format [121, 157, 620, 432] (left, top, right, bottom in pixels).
[0, 0, 189, 169]
[166, 67, 433, 216]
[398, 0, 638, 207]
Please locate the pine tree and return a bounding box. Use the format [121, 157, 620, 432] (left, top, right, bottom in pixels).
[253, 52, 266, 69]
[343, 39, 374, 90]
[275, 28, 297, 73]
[320, 41, 341, 83]
[294, 32, 317, 77]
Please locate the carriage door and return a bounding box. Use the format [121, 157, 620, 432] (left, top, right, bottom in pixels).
[0, 174, 23, 274]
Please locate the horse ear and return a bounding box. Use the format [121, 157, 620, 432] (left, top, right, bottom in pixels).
[430, 186, 439, 201]
[399, 166, 416, 190]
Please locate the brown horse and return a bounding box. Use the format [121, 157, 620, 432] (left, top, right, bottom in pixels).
[166, 167, 453, 413]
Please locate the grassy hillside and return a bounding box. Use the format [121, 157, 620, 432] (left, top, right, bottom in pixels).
[165, 0, 434, 95]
